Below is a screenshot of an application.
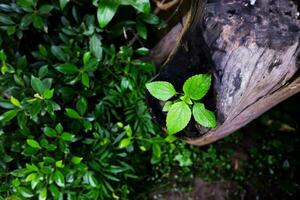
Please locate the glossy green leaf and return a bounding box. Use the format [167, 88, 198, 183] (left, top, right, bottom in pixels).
[27, 139, 42, 149]
[71, 156, 83, 164]
[192, 103, 217, 128]
[53, 170, 65, 187]
[97, 0, 119, 28]
[43, 89, 54, 99]
[119, 138, 131, 148]
[183, 74, 211, 100]
[61, 132, 75, 142]
[0, 109, 18, 123]
[39, 4, 54, 15]
[10, 96, 21, 107]
[146, 81, 176, 101]
[19, 187, 34, 198]
[65, 108, 81, 119]
[81, 73, 90, 88]
[76, 97, 88, 116]
[43, 127, 57, 137]
[39, 187, 47, 200]
[166, 101, 191, 134]
[162, 101, 173, 112]
[20, 14, 33, 27]
[56, 63, 79, 74]
[31, 76, 45, 95]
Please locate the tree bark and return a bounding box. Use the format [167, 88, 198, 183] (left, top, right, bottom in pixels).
[146, 0, 300, 146]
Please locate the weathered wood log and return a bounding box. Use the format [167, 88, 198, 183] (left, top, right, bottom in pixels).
[146, 0, 300, 145]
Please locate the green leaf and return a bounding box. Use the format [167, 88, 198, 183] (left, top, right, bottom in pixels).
[165, 134, 177, 143]
[146, 81, 176, 101]
[136, 47, 149, 55]
[65, 108, 81, 119]
[53, 170, 65, 187]
[56, 63, 79, 74]
[20, 14, 34, 27]
[141, 13, 160, 25]
[76, 97, 88, 116]
[192, 103, 217, 128]
[33, 15, 43, 29]
[19, 187, 34, 198]
[81, 73, 90, 88]
[71, 156, 83, 165]
[61, 132, 75, 142]
[119, 138, 131, 148]
[97, 0, 119, 28]
[0, 109, 18, 123]
[43, 127, 57, 137]
[10, 96, 21, 107]
[0, 50, 7, 61]
[162, 101, 173, 112]
[43, 89, 54, 99]
[89, 35, 103, 60]
[59, 0, 70, 10]
[39, 4, 54, 15]
[51, 46, 68, 62]
[136, 20, 147, 39]
[27, 139, 42, 149]
[183, 74, 212, 100]
[120, 0, 150, 13]
[0, 14, 14, 25]
[39, 187, 47, 200]
[31, 76, 45, 95]
[152, 143, 161, 158]
[166, 101, 191, 134]
[49, 184, 60, 200]
[17, 0, 35, 8]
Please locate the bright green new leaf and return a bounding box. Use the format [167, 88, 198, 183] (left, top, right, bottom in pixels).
[162, 101, 173, 112]
[97, 0, 119, 28]
[0, 109, 18, 123]
[27, 139, 42, 149]
[192, 103, 217, 128]
[81, 72, 90, 88]
[71, 156, 83, 165]
[56, 63, 79, 74]
[10, 96, 21, 107]
[31, 76, 45, 95]
[65, 108, 81, 119]
[152, 143, 161, 158]
[166, 101, 191, 134]
[119, 138, 131, 148]
[61, 132, 75, 142]
[43, 89, 54, 99]
[146, 81, 176, 101]
[183, 74, 211, 100]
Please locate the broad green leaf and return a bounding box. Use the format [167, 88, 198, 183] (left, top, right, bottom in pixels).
[136, 20, 147, 39]
[0, 50, 7, 61]
[136, 47, 149, 55]
[19, 187, 34, 198]
[49, 184, 60, 199]
[192, 103, 217, 128]
[51, 46, 68, 62]
[183, 74, 212, 100]
[0, 109, 18, 123]
[27, 139, 41, 149]
[56, 63, 79, 74]
[120, 0, 150, 13]
[89, 35, 103, 60]
[53, 170, 65, 187]
[33, 15, 43, 29]
[76, 97, 88, 116]
[0, 14, 14, 25]
[65, 108, 81, 119]
[39, 4, 54, 15]
[43, 127, 57, 137]
[141, 13, 160, 25]
[10, 96, 21, 107]
[71, 156, 83, 164]
[61, 132, 75, 142]
[43, 89, 54, 99]
[146, 81, 176, 101]
[166, 101, 191, 134]
[39, 187, 47, 200]
[17, 0, 35, 8]
[97, 0, 119, 28]
[119, 138, 131, 148]
[55, 160, 64, 168]
[20, 14, 33, 27]
[59, 0, 70, 10]
[31, 76, 45, 95]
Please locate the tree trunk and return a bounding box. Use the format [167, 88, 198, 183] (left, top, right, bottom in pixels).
[146, 0, 300, 146]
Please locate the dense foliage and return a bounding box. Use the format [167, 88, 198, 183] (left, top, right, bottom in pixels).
[1, 0, 299, 200]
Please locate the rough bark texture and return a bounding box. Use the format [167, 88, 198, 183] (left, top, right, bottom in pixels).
[147, 0, 300, 146]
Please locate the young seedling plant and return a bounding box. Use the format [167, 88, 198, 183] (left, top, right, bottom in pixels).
[146, 74, 217, 134]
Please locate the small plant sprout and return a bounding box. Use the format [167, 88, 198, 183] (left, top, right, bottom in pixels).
[146, 74, 217, 134]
